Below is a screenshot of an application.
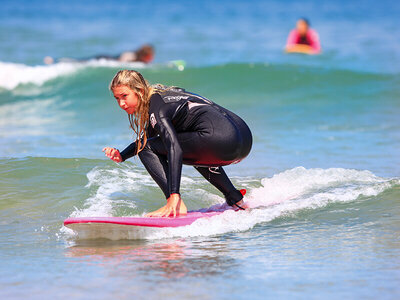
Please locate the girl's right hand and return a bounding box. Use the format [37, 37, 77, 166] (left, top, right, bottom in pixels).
[102, 147, 122, 162]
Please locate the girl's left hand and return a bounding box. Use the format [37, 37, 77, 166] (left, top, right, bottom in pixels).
[102, 147, 122, 162]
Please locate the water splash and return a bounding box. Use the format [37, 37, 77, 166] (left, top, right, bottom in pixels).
[62, 166, 399, 240]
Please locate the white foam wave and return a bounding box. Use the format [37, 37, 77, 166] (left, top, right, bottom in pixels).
[63, 166, 399, 240]
[0, 60, 145, 90]
[70, 164, 152, 218]
[246, 167, 391, 208]
[147, 167, 398, 240]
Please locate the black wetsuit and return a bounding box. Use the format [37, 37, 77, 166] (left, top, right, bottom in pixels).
[120, 87, 252, 206]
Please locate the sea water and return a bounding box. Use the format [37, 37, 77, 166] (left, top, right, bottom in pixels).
[1, 0, 400, 299]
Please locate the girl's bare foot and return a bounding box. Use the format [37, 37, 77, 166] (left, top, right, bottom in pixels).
[146, 194, 187, 217]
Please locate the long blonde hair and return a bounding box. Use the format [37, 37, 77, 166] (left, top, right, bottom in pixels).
[109, 70, 154, 155]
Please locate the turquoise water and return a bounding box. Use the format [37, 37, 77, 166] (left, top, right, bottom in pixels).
[1, 0, 400, 299]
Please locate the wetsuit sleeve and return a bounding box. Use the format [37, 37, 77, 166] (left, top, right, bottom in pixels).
[158, 117, 183, 195]
[120, 141, 138, 162]
[149, 94, 183, 196]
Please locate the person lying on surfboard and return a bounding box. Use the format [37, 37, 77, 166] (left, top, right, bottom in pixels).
[103, 70, 252, 217]
[285, 18, 321, 55]
[44, 44, 154, 65]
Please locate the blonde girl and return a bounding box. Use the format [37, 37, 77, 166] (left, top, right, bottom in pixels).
[103, 70, 252, 217]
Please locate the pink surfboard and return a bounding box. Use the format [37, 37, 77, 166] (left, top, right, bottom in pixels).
[64, 211, 223, 228]
[64, 190, 246, 240]
[63, 211, 226, 240]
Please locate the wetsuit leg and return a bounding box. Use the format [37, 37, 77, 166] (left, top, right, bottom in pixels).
[138, 143, 170, 199]
[194, 166, 243, 206]
[139, 136, 244, 205]
[138, 105, 252, 206]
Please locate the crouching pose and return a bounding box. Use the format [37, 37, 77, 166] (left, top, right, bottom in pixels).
[103, 70, 252, 217]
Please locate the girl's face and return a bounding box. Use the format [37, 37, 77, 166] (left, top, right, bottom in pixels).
[112, 85, 139, 114]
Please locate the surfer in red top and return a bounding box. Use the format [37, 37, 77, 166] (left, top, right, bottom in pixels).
[285, 18, 321, 55]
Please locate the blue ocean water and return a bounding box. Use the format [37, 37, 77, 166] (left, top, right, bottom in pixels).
[1, 0, 400, 299]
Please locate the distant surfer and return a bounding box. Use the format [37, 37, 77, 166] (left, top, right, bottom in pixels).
[285, 18, 321, 55]
[44, 44, 154, 64]
[103, 70, 252, 217]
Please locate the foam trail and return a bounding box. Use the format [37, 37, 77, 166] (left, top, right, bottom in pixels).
[246, 167, 393, 208]
[62, 167, 399, 241]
